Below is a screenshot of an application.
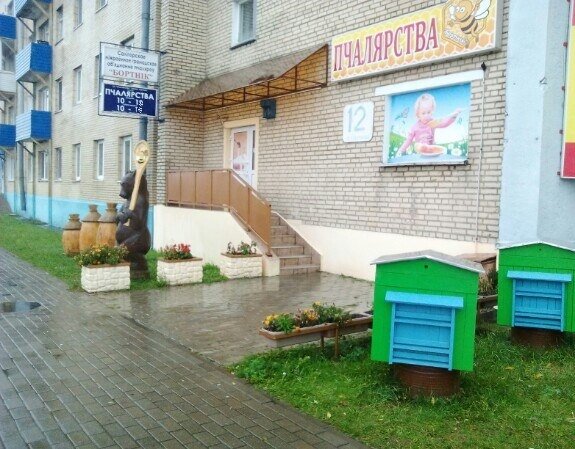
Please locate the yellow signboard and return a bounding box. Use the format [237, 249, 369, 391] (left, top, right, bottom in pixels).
[562, 2, 575, 178]
[331, 0, 503, 82]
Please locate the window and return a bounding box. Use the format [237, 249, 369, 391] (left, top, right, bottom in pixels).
[6, 154, 14, 181]
[37, 21, 49, 42]
[121, 35, 134, 48]
[38, 151, 48, 180]
[95, 140, 104, 180]
[55, 78, 63, 111]
[56, 6, 63, 41]
[74, 0, 83, 27]
[37, 87, 50, 111]
[121, 136, 133, 175]
[55, 148, 62, 181]
[96, 0, 107, 11]
[94, 55, 101, 97]
[73, 143, 81, 180]
[232, 0, 256, 46]
[73, 66, 82, 104]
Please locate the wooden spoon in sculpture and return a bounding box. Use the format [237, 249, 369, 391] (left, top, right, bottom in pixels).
[126, 140, 150, 227]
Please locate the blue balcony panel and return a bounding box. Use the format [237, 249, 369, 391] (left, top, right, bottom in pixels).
[15, 42, 52, 82]
[16, 110, 51, 142]
[0, 14, 16, 40]
[0, 124, 15, 148]
[15, 0, 52, 21]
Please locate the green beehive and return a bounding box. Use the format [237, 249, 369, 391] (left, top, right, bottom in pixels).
[498, 242, 575, 333]
[371, 251, 484, 372]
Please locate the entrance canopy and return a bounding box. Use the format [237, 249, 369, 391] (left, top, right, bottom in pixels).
[167, 44, 328, 111]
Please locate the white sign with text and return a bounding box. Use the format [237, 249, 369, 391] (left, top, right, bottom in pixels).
[343, 102, 374, 142]
[101, 43, 160, 84]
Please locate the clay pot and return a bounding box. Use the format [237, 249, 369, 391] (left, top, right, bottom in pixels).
[393, 364, 461, 397]
[511, 327, 564, 348]
[62, 214, 81, 256]
[79, 204, 101, 251]
[96, 202, 118, 247]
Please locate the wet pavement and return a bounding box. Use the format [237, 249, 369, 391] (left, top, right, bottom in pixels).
[0, 248, 372, 449]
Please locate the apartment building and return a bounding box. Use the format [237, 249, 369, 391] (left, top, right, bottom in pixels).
[0, 0, 156, 227]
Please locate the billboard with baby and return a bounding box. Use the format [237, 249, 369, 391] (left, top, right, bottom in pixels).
[383, 83, 471, 166]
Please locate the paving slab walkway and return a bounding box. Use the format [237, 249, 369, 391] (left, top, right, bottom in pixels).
[0, 248, 372, 449]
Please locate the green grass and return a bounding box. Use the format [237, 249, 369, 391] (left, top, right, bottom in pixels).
[0, 213, 227, 291]
[232, 327, 575, 449]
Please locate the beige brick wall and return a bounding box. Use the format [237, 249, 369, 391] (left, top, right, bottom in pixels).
[160, 0, 509, 244]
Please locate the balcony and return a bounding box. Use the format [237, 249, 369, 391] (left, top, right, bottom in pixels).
[0, 70, 15, 96]
[15, 0, 51, 21]
[0, 14, 16, 40]
[15, 42, 51, 83]
[16, 110, 51, 142]
[0, 124, 15, 148]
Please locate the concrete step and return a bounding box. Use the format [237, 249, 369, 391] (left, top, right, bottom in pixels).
[271, 245, 305, 256]
[280, 264, 321, 275]
[280, 255, 313, 267]
[271, 234, 296, 246]
[271, 214, 281, 226]
[271, 225, 290, 236]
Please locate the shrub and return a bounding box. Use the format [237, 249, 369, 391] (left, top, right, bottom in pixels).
[479, 268, 498, 296]
[158, 243, 194, 260]
[75, 244, 128, 267]
[226, 241, 257, 256]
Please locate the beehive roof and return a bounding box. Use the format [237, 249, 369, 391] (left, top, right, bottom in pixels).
[371, 250, 485, 273]
[498, 239, 575, 252]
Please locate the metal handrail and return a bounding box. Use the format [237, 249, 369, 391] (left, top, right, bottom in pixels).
[166, 169, 272, 251]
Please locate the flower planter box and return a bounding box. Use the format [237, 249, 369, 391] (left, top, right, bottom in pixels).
[259, 313, 373, 348]
[221, 253, 262, 279]
[157, 258, 203, 285]
[81, 263, 130, 293]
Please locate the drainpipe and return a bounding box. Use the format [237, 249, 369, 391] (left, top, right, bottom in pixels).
[139, 0, 151, 142]
[18, 142, 25, 211]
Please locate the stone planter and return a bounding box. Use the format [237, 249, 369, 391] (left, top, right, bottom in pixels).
[221, 253, 262, 279]
[81, 263, 130, 293]
[157, 258, 203, 286]
[259, 313, 373, 348]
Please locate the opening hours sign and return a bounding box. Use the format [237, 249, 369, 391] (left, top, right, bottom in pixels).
[100, 84, 158, 118]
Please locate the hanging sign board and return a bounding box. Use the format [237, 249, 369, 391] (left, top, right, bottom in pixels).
[99, 83, 158, 119]
[562, 3, 575, 178]
[331, 0, 503, 82]
[100, 43, 160, 84]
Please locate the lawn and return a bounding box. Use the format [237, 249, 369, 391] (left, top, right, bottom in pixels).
[232, 327, 575, 449]
[0, 213, 227, 290]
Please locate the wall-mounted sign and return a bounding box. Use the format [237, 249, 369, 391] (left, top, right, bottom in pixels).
[562, 3, 575, 178]
[383, 83, 471, 166]
[99, 83, 158, 119]
[343, 102, 374, 142]
[331, 0, 502, 82]
[100, 43, 160, 84]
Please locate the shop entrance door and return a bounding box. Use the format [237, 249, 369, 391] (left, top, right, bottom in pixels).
[230, 126, 256, 186]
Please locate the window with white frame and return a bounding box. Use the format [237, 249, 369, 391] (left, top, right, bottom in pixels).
[38, 151, 48, 180]
[96, 0, 107, 11]
[74, 0, 83, 27]
[95, 140, 104, 180]
[73, 66, 82, 104]
[37, 20, 49, 42]
[73, 143, 81, 180]
[55, 147, 62, 180]
[94, 55, 101, 97]
[121, 136, 133, 175]
[6, 154, 14, 181]
[55, 78, 62, 111]
[232, 0, 256, 46]
[56, 6, 63, 41]
[37, 86, 50, 111]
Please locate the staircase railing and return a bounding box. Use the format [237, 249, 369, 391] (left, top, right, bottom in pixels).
[166, 169, 272, 251]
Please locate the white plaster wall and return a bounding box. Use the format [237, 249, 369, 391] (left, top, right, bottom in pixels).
[288, 220, 496, 281]
[499, 0, 575, 247]
[153, 206, 279, 276]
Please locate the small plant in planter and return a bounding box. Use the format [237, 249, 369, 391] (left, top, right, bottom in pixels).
[76, 244, 130, 293]
[221, 241, 262, 279]
[157, 243, 203, 286]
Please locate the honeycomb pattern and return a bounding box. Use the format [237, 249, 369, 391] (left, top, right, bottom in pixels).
[331, 0, 499, 81]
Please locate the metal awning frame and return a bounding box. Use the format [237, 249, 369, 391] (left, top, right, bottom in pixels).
[168, 45, 329, 112]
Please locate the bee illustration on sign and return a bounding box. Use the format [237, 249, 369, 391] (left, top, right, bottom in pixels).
[443, 0, 492, 48]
